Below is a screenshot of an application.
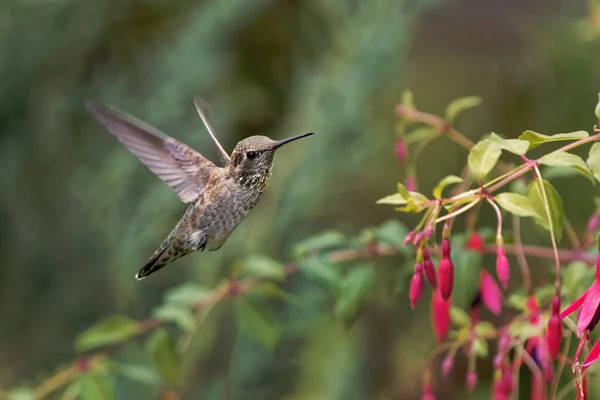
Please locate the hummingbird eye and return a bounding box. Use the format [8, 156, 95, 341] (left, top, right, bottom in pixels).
[246, 151, 258, 159]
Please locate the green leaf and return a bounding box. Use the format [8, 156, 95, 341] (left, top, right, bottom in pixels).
[7, 389, 36, 400]
[488, 133, 529, 155]
[595, 93, 600, 119]
[433, 175, 464, 199]
[473, 337, 489, 358]
[239, 254, 285, 281]
[164, 283, 211, 307]
[562, 261, 592, 299]
[79, 374, 113, 400]
[509, 321, 543, 340]
[519, 130, 589, 149]
[397, 182, 411, 199]
[542, 165, 581, 180]
[117, 364, 160, 385]
[535, 285, 555, 305]
[334, 265, 375, 324]
[527, 179, 564, 243]
[293, 231, 347, 257]
[401, 89, 414, 108]
[451, 245, 482, 310]
[146, 329, 182, 385]
[75, 315, 139, 352]
[153, 305, 195, 332]
[298, 258, 341, 290]
[474, 321, 496, 337]
[252, 282, 296, 303]
[403, 127, 438, 146]
[495, 192, 541, 218]
[468, 139, 502, 176]
[373, 219, 408, 250]
[445, 96, 482, 123]
[376, 193, 407, 205]
[539, 151, 594, 182]
[507, 293, 527, 311]
[235, 299, 281, 350]
[450, 307, 470, 327]
[586, 142, 600, 183]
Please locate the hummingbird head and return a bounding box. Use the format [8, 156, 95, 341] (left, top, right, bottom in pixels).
[230, 132, 314, 189]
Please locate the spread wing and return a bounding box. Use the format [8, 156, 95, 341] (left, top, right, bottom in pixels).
[87, 102, 217, 203]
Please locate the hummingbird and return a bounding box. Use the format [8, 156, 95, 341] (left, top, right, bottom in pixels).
[87, 99, 314, 280]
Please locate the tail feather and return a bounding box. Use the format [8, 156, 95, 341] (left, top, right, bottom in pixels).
[135, 245, 184, 280]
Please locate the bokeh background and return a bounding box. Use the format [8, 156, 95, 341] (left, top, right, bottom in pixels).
[2, 0, 600, 399]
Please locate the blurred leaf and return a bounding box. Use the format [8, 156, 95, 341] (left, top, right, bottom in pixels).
[519, 130, 589, 149]
[7, 389, 35, 400]
[535, 285, 555, 305]
[474, 321, 496, 336]
[239, 254, 285, 281]
[76, 315, 139, 352]
[293, 231, 347, 258]
[79, 374, 113, 400]
[542, 165, 581, 180]
[539, 151, 594, 182]
[586, 142, 600, 183]
[495, 192, 541, 218]
[404, 127, 438, 146]
[452, 249, 482, 310]
[236, 299, 281, 350]
[450, 307, 470, 327]
[146, 329, 182, 385]
[397, 182, 411, 199]
[509, 321, 543, 340]
[473, 337, 488, 357]
[595, 93, 600, 119]
[445, 96, 482, 123]
[373, 219, 408, 250]
[433, 175, 463, 199]
[253, 282, 297, 303]
[376, 193, 407, 205]
[527, 179, 564, 243]
[507, 293, 527, 311]
[562, 261, 592, 299]
[164, 283, 211, 307]
[334, 265, 375, 324]
[468, 139, 502, 177]
[299, 258, 341, 291]
[153, 306, 195, 332]
[488, 132, 529, 155]
[401, 89, 414, 108]
[117, 364, 160, 386]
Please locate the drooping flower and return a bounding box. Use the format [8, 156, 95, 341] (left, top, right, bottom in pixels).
[466, 370, 478, 392]
[405, 175, 417, 192]
[404, 231, 416, 246]
[465, 231, 484, 254]
[546, 295, 562, 359]
[438, 258, 454, 301]
[395, 139, 407, 163]
[422, 248, 437, 288]
[432, 287, 451, 342]
[421, 382, 435, 400]
[410, 263, 425, 310]
[441, 355, 454, 376]
[480, 269, 503, 316]
[496, 245, 510, 289]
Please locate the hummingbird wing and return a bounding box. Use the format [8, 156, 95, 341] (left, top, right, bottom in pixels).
[193, 97, 231, 165]
[87, 102, 216, 203]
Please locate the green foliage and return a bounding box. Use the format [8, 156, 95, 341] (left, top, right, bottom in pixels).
[451, 245, 482, 311]
[334, 264, 375, 324]
[299, 258, 342, 290]
[78, 373, 114, 400]
[450, 307, 470, 327]
[146, 329, 182, 386]
[527, 179, 564, 243]
[539, 151, 594, 182]
[404, 127, 439, 145]
[237, 254, 285, 281]
[372, 219, 409, 251]
[495, 192, 541, 218]
[468, 139, 502, 176]
[586, 142, 600, 182]
[235, 299, 281, 351]
[293, 231, 348, 258]
[76, 316, 139, 352]
[445, 96, 482, 123]
[488, 133, 529, 155]
[433, 175, 463, 199]
[519, 130, 589, 149]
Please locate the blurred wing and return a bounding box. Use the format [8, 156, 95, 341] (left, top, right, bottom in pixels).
[87, 102, 216, 203]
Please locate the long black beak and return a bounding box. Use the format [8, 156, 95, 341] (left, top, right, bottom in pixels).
[272, 132, 315, 150]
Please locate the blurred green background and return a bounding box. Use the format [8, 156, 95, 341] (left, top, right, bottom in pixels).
[2, 0, 600, 399]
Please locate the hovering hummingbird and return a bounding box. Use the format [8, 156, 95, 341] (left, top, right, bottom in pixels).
[87, 99, 314, 280]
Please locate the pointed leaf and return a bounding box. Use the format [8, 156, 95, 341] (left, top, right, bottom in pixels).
[76, 315, 139, 351]
[586, 142, 600, 183]
[488, 133, 529, 155]
[79, 374, 114, 400]
[118, 364, 160, 385]
[7, 389, 36, 400]
[468, 139, 502, 176]
[153, 305, 195, 332]
[235, 299, 281, 350]
[539, 151, 594, 182]
[401, 89, 414, 108]
[445, 96, 482, 123]
[542, 165, 581, 180]
[239, 254, 285, 281]
[450, 306, 470, 327]
[452, 242, 482, 310]
[519, 130, 589, 149]
[298, 258, 341, 290]
[474, 321, 496, 336]
[334, 265, 375, 323]
[293, 231, 347, 257]
[164, 283, 211, 307]
[404, 127, 438, 145]
[495, 192, 541, 218]
[473, 337, 489, 357]
[146, 329, 182, 385]
[527, 179, 564, 243]
[376, 193, 407, 205]
[509, 321, 543, 340]
[433, 175, 464, 199]
[373, 219, 409, 250]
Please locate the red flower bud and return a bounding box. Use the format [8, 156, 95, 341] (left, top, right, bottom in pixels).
[438, 258, 454, 301]
[441, 239, 451, 258]
[466, 370, 478, 391]
[424, 225, 434, 239]
[481, 269, 503, 316]
[410, 267, 425, 310]
[441, 355, 454, 376]
[413, 231, 426, 246]
[421, 382, 435, 400]
[496, 247, 510, 289]
[422, 248, 437, 288]
[403, 231, 416, 246]
[432, 288, 451, 341]
[395, 139, 407, 163]
[405, 175, 417, 192]
[547, 296, 562, 359]
[466, 231, 484, 254]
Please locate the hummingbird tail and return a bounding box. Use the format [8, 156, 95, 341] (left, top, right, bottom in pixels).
[135, 245, 181, 280]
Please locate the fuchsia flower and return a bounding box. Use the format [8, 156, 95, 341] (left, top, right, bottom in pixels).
[438, 239, 454, 300]
[410, 263, 425, 310]
[466, 370, 478, 392]
[432, 287, 451, 342]
[441, 355, 454, 376]
[405, 175, 417, 192]
[560, 253, 600, 371]
[465, 231, 484, 254]
[395, 139, 407, 163]
[422, 248, 437, 288]
[421, 382, 435, 400]
[496, 245, 510, 289]
[546, 295, 562, 359]
[480, 269, 503, 316]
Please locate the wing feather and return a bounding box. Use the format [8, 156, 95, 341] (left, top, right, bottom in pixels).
[87, 102, 216, 203]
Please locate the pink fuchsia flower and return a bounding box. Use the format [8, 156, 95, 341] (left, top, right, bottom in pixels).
[432, 287, 451, 342]
[410, 263, 425, 309]
[546, 295, 562, 359]
[421, 382, 435, 400]
[441, 355, 454, 376]
[496, 246, 510, 289]
[403, 231, 416, 246]
[560, 253, 600, 371]
[524, 296, 553, 384]
[422, 248, 437, 288]
[465, 231, 484, 254]
[438, 258, 454, 301]
[395, 139, 407, 163]
[466, 370, 478, 392]
[480, 269, 503, 316]
[405, 175, 417, 192]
